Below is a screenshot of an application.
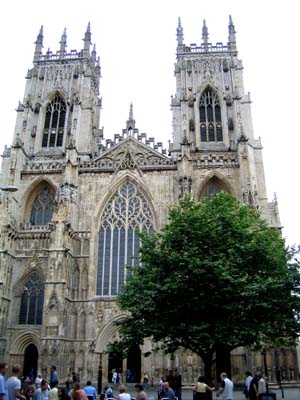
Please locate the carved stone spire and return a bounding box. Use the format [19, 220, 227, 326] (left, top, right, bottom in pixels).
[59, 28, 67, 59]
[228, 15, 237, 51]
[83, 22, 92, 58]
[33, 26, 43, 62]
[126, 103, 136, 132]
[202, 19, 209, 49]
[177, 17, 184, 49]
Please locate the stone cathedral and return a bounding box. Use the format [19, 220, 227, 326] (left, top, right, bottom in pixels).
[0, 18, 298, 384]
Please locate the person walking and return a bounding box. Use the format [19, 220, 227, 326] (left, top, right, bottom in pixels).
[257, 373, 267, 396]
[116, 385, 130, 400]
[134, 384, 147, 400]
[7, 365, 26, 400]
[217, 373, 233, 400]
[49, 368, 58, 390]
[0, 363, 8, 400]
[48, 381, 58, 400]
[33, 380, 49, 400]
[193, 376, 214, 400]
[83, 381, 97, 400]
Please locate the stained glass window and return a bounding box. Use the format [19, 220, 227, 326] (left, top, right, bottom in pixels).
[97, 181, 154, 296]
[199, 89, 223, 142]
[19, 273, 44, 325]
[30, 187, 55, 226]
[42, 95, 66, 148]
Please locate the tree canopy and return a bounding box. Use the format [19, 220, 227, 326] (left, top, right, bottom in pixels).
[113, 192, 300, 378]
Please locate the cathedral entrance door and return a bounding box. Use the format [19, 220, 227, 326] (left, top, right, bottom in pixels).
[23, 343, 38, 379]
[108, 352, 123, 383]
[126, 345, 141, 383]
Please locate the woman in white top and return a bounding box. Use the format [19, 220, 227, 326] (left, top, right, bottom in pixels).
[117, 385, 131, 400]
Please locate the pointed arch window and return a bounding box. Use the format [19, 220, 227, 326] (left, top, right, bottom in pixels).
[97, 181, 154, 296]
[30, 186, 55, 226]
[199, 88, 223, 142]
[200, 177, 228, 198]
[42, 95, 66, 148]
[19, 273, 44, 324]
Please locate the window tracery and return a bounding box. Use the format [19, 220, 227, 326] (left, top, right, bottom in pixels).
[42, 95, 66, 148]
[19, 273, 44, 325]
[30, 187, 55, 225]
[199, 88, 223, 142]
[97, 181, 154, 296]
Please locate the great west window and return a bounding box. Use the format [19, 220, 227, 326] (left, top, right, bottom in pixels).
[96, 181, 154, 296]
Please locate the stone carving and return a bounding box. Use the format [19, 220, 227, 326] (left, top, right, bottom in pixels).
[179, 176, 192, 198]
[58, 183, 77, 203]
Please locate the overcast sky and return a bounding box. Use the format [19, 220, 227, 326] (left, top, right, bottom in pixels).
[0, 0, 299, 247]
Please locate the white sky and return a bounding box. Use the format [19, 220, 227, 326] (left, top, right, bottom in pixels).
[0, 0, 299, 247]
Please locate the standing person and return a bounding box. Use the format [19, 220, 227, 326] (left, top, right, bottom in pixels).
[71, 383, 88, 400]
[134, 384, 147, 400]
[83, 381, 97, 400]
[0, 363, 8, 400]
[24, 386, 35, 400]
[248, 374, 258, 400]
[49, 368, 58, 390]
[257, 373, 267, 396]
[244, 372, 252, 400]
[174, 372, 182, 400]
[33, 380, 49, 400]
[48, 381, 59, 400]
[162, 382, 175, 400]
[165, 372, 176, 391]
[35, 376, 42, 390]
[193, 376, 214, 400]
[112, 372, 118, 386]
[7, 365, 26, 400]
[65, 376, 72, 394]
[116, 385, 130, 400]
[143, 374, 149, 387]
[217, 373, 233, 400]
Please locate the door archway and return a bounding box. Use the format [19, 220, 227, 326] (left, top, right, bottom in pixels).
[23, 343, 38, 379]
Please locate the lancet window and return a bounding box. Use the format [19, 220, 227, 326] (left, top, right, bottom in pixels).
[30, 187, 55, 226]
[199, 88, 223, 142]
[97, 181, 154, 296]
[42, 95, 66, 148]
[19, 273, 44, 325]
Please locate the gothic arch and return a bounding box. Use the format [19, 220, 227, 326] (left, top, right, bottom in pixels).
[196, 172, 233, 200]
[95, 313, 128, 353]
[23, 177, 57, 225]
[94, 173, 157, 230]
[12, 262, 45, 297]
[10, 331, 41, 355]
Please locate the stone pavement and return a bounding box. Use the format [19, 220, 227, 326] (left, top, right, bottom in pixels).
[106, 384, 300, 400]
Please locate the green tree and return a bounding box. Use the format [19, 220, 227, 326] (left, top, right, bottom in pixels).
[113, 192, 300, 381]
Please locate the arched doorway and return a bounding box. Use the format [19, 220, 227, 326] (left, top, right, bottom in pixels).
[108, 352, 123, 383]
[126, 345, 141, 383]
[23, 343, 38, 379]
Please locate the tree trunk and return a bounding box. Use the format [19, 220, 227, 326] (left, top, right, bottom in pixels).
[216, 344, 232, 380]
[202, 353, 214, 385]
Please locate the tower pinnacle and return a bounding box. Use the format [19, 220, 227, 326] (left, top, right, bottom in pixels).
[177, 17, 184, 48]
[228, 15, 237, 51]
[83, 22, 92, 57]
[59, 28, 67, 59]
[126, 103, 136, 132]
[202, 19, 209, 49]
[33, 26, 44, 62]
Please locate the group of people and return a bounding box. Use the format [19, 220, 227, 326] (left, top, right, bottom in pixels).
[103, 384, 148, 400]
[0, 362, 97, 400]
[193, 372, 233, 400]
[244, 372, 267, 400]
[157, 370, 182, 400]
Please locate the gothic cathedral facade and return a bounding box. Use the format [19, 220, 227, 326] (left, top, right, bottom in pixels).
[0, 18, 297, 383]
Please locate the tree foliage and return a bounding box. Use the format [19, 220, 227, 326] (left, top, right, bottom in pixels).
[113, 192, 300, 376]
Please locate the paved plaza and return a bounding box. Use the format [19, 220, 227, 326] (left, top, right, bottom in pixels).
[107, 384, 300, 400]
